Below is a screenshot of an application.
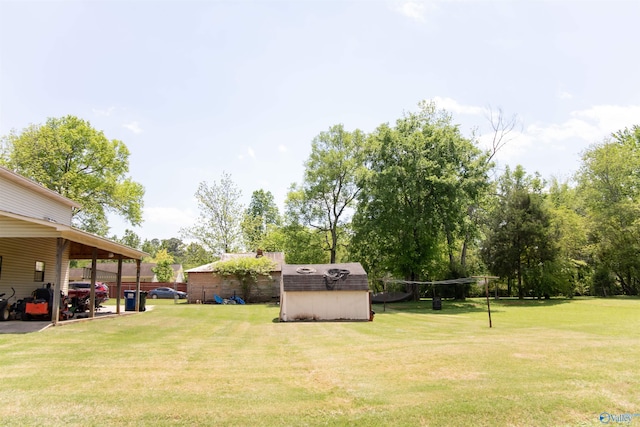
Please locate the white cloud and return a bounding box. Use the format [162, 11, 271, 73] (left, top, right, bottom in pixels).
[92, 106, 115, 116]
[278, 144, 287, 153]
[238, 147, 256, 160]
[123, 121, 143, 134]
[477, 103, 640, 177]
[432, 96, 485, 116]
[397, 1, 427, 22]
[571, 104, 640, 135]
[526, 118, 600, 145]
[558, 91, 573, 100]
[393, 1, 439, 22]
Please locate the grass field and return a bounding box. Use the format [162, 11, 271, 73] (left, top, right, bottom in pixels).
[0, 297, 638, 426]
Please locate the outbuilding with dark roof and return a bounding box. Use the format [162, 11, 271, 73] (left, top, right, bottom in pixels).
[279, 262, 372, 322]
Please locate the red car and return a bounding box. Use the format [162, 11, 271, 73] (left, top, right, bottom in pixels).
[68, 281, 109, 311]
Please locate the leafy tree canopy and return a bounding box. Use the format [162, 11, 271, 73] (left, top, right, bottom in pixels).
[212, 256, 276, 281]
[181, 171, 244, 254]
[576, 125, 640, 295]
[481, 165, 558, 298]
[352, 101, 489, 286]
[242, 189, 281, 252]
[151, 249, 175, 282]
[293, 124, 365, 263]
[1, 115, 144, 235]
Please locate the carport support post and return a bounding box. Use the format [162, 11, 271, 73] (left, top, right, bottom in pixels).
[135, 259, 141, 312]
[90, 247, 97, 318]
[116, 257, 123, 314]
[52, 238, 69, 326]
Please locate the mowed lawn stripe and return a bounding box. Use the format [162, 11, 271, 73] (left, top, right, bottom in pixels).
[0, 298, 638, 426]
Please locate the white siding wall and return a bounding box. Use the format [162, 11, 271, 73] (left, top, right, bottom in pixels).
[0, 238, 70, 299]
[0, 216, 61, 238]
[280, 291, 370, 321]
[0, 175, 73, 225]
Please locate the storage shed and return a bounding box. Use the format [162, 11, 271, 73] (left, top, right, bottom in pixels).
[279, 262, 372, 322]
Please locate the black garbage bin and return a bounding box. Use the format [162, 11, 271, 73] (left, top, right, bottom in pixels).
[124, 290, 147, 312]
[432, 296, 442, 310]
[139, 291, 147, 312]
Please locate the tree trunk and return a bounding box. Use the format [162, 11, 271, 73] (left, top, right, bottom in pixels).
[517, 263, 524, 299]
[408, 271, 420, 301]
[330, 227, 337, 264]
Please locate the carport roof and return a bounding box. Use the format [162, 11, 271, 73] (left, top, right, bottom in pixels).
[0, 210, 147, 260]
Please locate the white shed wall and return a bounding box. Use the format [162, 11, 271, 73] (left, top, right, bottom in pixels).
[0, 238, 70, 299]
[280, 291, 370, 321]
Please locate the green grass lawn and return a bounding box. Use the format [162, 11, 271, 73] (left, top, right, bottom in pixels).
[0, 297, 638, 426]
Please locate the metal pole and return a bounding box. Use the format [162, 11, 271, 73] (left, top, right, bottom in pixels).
[485, 277, 492, 328]
[383, 279, 387, 313]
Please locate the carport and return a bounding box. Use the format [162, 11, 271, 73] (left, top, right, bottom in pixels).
[1, 210, 148, 324]
[0, 166, 147, 325]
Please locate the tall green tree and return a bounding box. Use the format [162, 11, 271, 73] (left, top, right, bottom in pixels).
[113, 229, 142, 250]
[181, 242, 215, 270]
[481, 165, 558, 298]
[142, 238, 161, 259]
[547, 178, 590, 296]
[181, 172, 243, 254]
[241, 189, 281, 252]
[281, 186, 330, 264]
[160, 238, 185, 260]
[151, 249, 175, 282]
[576, 126, 640, 295]
[0, 115, 144, 235]
[292, 124, 365, 263]
[351, 102, 490, 298]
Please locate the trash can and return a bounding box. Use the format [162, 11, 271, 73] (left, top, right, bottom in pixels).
[124, 290, 147, 312]
[124, 290, 136, 311]
[432, 296, 442, 310]
[139, 291, 147, 312]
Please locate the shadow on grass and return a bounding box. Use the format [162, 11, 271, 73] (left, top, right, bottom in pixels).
[373, 297, 576, 316]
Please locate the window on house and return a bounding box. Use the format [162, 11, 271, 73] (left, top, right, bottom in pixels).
[34, 261, 45, 282]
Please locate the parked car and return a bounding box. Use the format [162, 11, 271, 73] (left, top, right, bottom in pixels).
[148, 287, 187, 299]
[68, 281, 110, 310]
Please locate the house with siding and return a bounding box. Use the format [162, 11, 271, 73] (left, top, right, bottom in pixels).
[186, 252, 284, 303]
[69, 263, 186, 298]
[0, 166, 147, 323]
[69, 263, 185, 283]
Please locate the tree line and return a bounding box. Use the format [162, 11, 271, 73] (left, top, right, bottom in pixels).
[2, 108, 640, 298]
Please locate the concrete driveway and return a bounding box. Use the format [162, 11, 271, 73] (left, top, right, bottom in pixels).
[0, 320, 51, 334]
[0, 305, 151, 334]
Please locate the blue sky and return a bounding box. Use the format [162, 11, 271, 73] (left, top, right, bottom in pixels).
[2, 0, 639, 242]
